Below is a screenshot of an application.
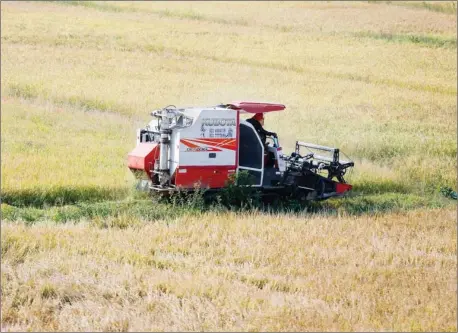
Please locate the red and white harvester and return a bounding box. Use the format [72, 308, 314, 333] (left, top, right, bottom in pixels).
[128, 102, 354, 201]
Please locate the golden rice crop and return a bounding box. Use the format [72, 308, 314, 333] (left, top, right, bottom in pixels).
[1, 208, 456, 331]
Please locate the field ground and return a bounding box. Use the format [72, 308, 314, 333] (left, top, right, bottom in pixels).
[1, 1, 457, 331]
[2, 208, 456, 331]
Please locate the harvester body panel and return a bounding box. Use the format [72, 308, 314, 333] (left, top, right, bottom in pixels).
[173, 108, 238, 188]
[127, 142, 159, 180]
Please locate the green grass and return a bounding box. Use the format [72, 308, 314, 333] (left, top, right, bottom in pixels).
[50, 1, 250, 26]
[313, 192, 451, 215]
[0, 186, 129, 208]
[2, 189, 454, 225]
[0, 199, 195, 226]
[53, 0, 131, 13]
[391, 1, 458, 15]
[356, 31, 457, 48]
[7, 82, 130, 114]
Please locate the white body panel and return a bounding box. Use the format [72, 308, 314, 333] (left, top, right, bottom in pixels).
[174, 108, 237, 167]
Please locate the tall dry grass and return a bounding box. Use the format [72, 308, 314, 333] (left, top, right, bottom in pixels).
[1, 208, 456, 331]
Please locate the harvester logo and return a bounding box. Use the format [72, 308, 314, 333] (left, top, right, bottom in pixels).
[200, 118, 236, 139]
[180, 138, 236, 152]
[202, 118, 236, 126]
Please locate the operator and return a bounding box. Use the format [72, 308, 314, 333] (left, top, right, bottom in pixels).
[246, 113, 277, 146]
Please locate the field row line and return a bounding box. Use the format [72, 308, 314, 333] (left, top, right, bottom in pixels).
[51, 1, 458, 30]
[3, 38, 456, 96]
[30, 1, 458, 48]
[2, 91, 144, 122]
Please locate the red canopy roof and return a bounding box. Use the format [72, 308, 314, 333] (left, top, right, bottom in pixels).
[227, 101, 286, 113]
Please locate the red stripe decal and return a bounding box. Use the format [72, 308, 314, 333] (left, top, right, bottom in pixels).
[180, 139, 222, 152]
[180, 139, 200, 149]
[186, 138, 237, 151]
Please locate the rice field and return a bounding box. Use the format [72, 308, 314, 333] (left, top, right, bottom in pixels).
[1, 1, 457, 331]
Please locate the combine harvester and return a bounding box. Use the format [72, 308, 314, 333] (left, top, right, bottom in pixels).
[128, 101, 354, 202]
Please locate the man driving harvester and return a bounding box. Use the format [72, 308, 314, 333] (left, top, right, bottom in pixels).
[246, 112, 278, 167]
[246, 113, 277, 146]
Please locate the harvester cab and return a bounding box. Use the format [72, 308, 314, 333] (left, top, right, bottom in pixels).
[128, 101, 354, 201]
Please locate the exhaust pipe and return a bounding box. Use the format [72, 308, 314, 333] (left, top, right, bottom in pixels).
[157, 110, 171, 186]
[159, 116, 170, 171]
[151, 105, 193, 187]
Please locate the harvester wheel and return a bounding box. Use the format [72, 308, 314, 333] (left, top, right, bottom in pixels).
[295, 190, 306, 202]
[316, 179, 326, 198]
